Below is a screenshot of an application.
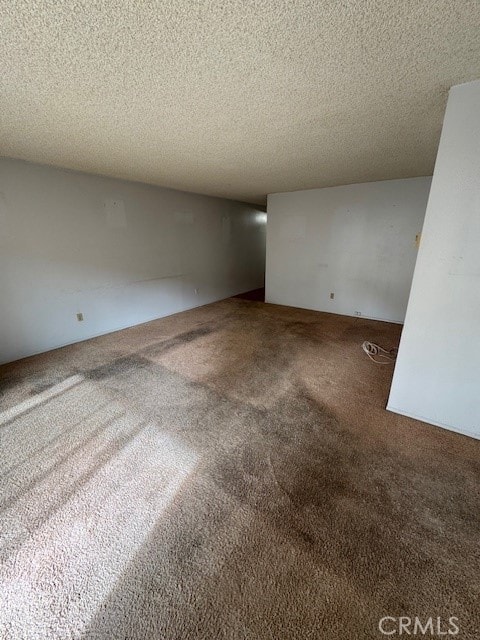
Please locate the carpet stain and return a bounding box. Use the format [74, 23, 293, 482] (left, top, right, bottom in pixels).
[0, 298, 479, 639]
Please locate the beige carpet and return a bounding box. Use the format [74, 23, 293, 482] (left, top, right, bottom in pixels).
[0, 298, 479, 639]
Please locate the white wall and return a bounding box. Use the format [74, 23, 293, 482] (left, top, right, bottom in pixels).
[0, 158, 266, 364]
[388, 80, 480, 440]
[266, 178, 430, 323]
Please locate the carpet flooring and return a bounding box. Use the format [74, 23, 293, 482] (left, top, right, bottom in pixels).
[0, 298, 479, 639]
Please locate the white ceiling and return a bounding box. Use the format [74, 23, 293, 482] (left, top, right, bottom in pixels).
[1, 1, 480, 205]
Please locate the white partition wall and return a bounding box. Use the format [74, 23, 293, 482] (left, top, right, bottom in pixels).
[266, 178, 430, 323]
[388, 80, 480, 439]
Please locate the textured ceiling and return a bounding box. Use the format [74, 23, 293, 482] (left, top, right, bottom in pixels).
[1, 1, 480, 205]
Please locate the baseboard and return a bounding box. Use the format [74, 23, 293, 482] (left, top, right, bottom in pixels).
[386, 404, 480, 441]
[0, 286, 261, 366]
[264, 299, 404, 325]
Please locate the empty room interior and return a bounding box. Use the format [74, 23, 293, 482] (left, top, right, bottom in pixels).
[1, 2, 480, 638]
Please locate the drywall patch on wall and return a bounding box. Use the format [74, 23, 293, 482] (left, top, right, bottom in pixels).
[265, 177, 431, 323]
[0, 158, 266, 365]
[280, 216, 307, 242]
[104, 199, 127, 229]
[222, 215, 232, 245]
[0, 192, 8, 236]
[174, 211, 195, 225]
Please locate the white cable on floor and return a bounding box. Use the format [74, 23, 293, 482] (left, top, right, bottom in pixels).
[362, 341, 398, 365]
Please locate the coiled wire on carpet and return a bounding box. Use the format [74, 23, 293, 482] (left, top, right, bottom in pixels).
[362, 341, 398, 365]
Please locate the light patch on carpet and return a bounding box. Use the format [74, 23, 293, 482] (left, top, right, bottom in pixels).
[0, 374, 84, 425]
[0, 422, 197, 640]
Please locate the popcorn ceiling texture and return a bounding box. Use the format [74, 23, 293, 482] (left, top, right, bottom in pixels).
[1, 0, 480, 204]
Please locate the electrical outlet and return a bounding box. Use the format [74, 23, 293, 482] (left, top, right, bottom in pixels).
[330, 292, 334, 299]
[354, 311, 362, 316]
[194, 288, 199, 295]
[76, 312, 84, 322]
